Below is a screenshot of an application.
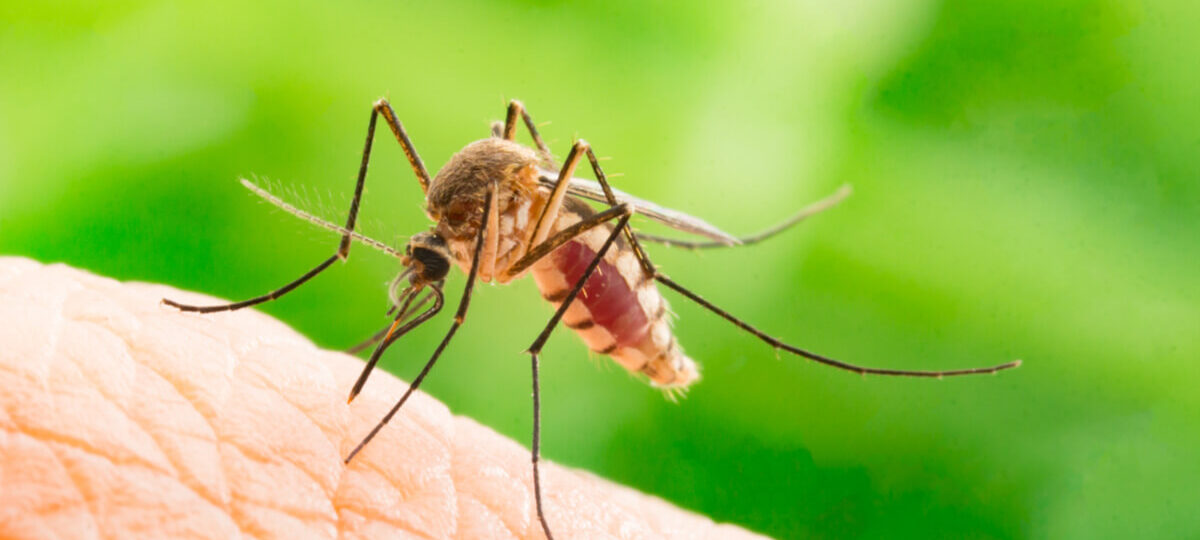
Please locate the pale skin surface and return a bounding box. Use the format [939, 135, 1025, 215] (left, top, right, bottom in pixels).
[0, 258, 769, 540]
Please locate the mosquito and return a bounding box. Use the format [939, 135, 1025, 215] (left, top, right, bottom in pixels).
[163, 99, 1021, 539]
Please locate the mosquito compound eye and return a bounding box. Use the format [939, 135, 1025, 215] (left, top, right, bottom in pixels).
[411, 246, 450, 282]
[446, 201, 475, 225]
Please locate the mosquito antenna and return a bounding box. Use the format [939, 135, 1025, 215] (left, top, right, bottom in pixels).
[240, 178, 405, 259]
[638, 184, 853, 250]
[656, 274, 1021, 377]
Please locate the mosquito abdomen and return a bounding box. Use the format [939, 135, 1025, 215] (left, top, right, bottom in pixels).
[531, 201, 699, 389]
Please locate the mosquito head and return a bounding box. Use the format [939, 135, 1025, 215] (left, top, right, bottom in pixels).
[426, 138, 540, 241]
[402, 231, 452, 286]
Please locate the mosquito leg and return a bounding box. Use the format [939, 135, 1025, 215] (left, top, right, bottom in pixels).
[162, 255, 339, 313]
[372, 98, 433, 193]
[529, 349, 551, 540]
[572, 142, 1018, 376]
[479, 182, 502, 282]
[636, 184, 853, 250]
[346, 322, 391, 356]
[502, 203, 632, 279]
[524, 213, 633, 540]
[655, 274, 1022, 377]
[528, 141, 588, 248]
[576, 141, 659, 277]
[345, 290, 436, 355]
[503, 99, 555, 166]
[345, 186, 495, 459]
[346, 285, 445, 404]
[163, 99, 431, 313]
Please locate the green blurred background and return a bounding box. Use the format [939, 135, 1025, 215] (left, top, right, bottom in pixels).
[3, 0, 1197, 538]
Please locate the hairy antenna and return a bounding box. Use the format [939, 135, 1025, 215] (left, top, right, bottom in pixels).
[240, 178, 404, 259]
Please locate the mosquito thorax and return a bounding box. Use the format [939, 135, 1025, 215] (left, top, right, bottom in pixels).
[403, 231, 452, 284]
[425, 138, 542, 242]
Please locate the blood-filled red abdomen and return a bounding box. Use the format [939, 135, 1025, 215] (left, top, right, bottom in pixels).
[553, 241, 649, 347]
[530, 233, 699, 389]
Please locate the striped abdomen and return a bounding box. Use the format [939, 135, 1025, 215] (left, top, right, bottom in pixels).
[530, 200, 699, 389]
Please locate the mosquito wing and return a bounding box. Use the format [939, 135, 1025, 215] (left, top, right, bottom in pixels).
[537, 171, 739, 245]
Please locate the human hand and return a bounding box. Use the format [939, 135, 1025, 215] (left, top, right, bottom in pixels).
[0, 257, 766, 539]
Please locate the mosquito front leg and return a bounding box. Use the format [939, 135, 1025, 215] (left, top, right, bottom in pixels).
[345, 186, 496, 459]
[345, 289, 437, 355]
[524, 213, 633, 540]
[345, 284, 445, 404]
[163, 99, 432, 313]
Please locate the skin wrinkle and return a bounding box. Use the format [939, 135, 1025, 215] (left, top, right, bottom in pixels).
[125, 321, 232, 460]
[60, 324, 219, 517]
[239, 342, 346, 454]
[9, 352, 210, 521]
[52, 300, 241, 537]
[0, 258, 769, 540]
[5, 424, 101, 540]
[221, 373, 340, 511]
[147, 313, 357, 526]
[334, 413, 457, 537]
[122, 338, 232, 510]
[120, 340, 236, 516]
[237, 343, 350, 512]
[449, 417, 534, 538]
[338, 455, 448, 529]
[457, 496, 519, 540]
[13, 391, 169, 477]
[8, 268, 236, 539]
[126, 362, 231, 514]
[219, 437, 338, 527]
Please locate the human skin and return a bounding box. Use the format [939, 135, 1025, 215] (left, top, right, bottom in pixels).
[0, 258, 767, 539]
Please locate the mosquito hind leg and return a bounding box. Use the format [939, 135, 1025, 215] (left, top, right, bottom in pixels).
[569, 141, 1020, 378]
[523, 213, 633, 540]
[654, 275, 1021, 377]
[163, 99, 432, 313]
